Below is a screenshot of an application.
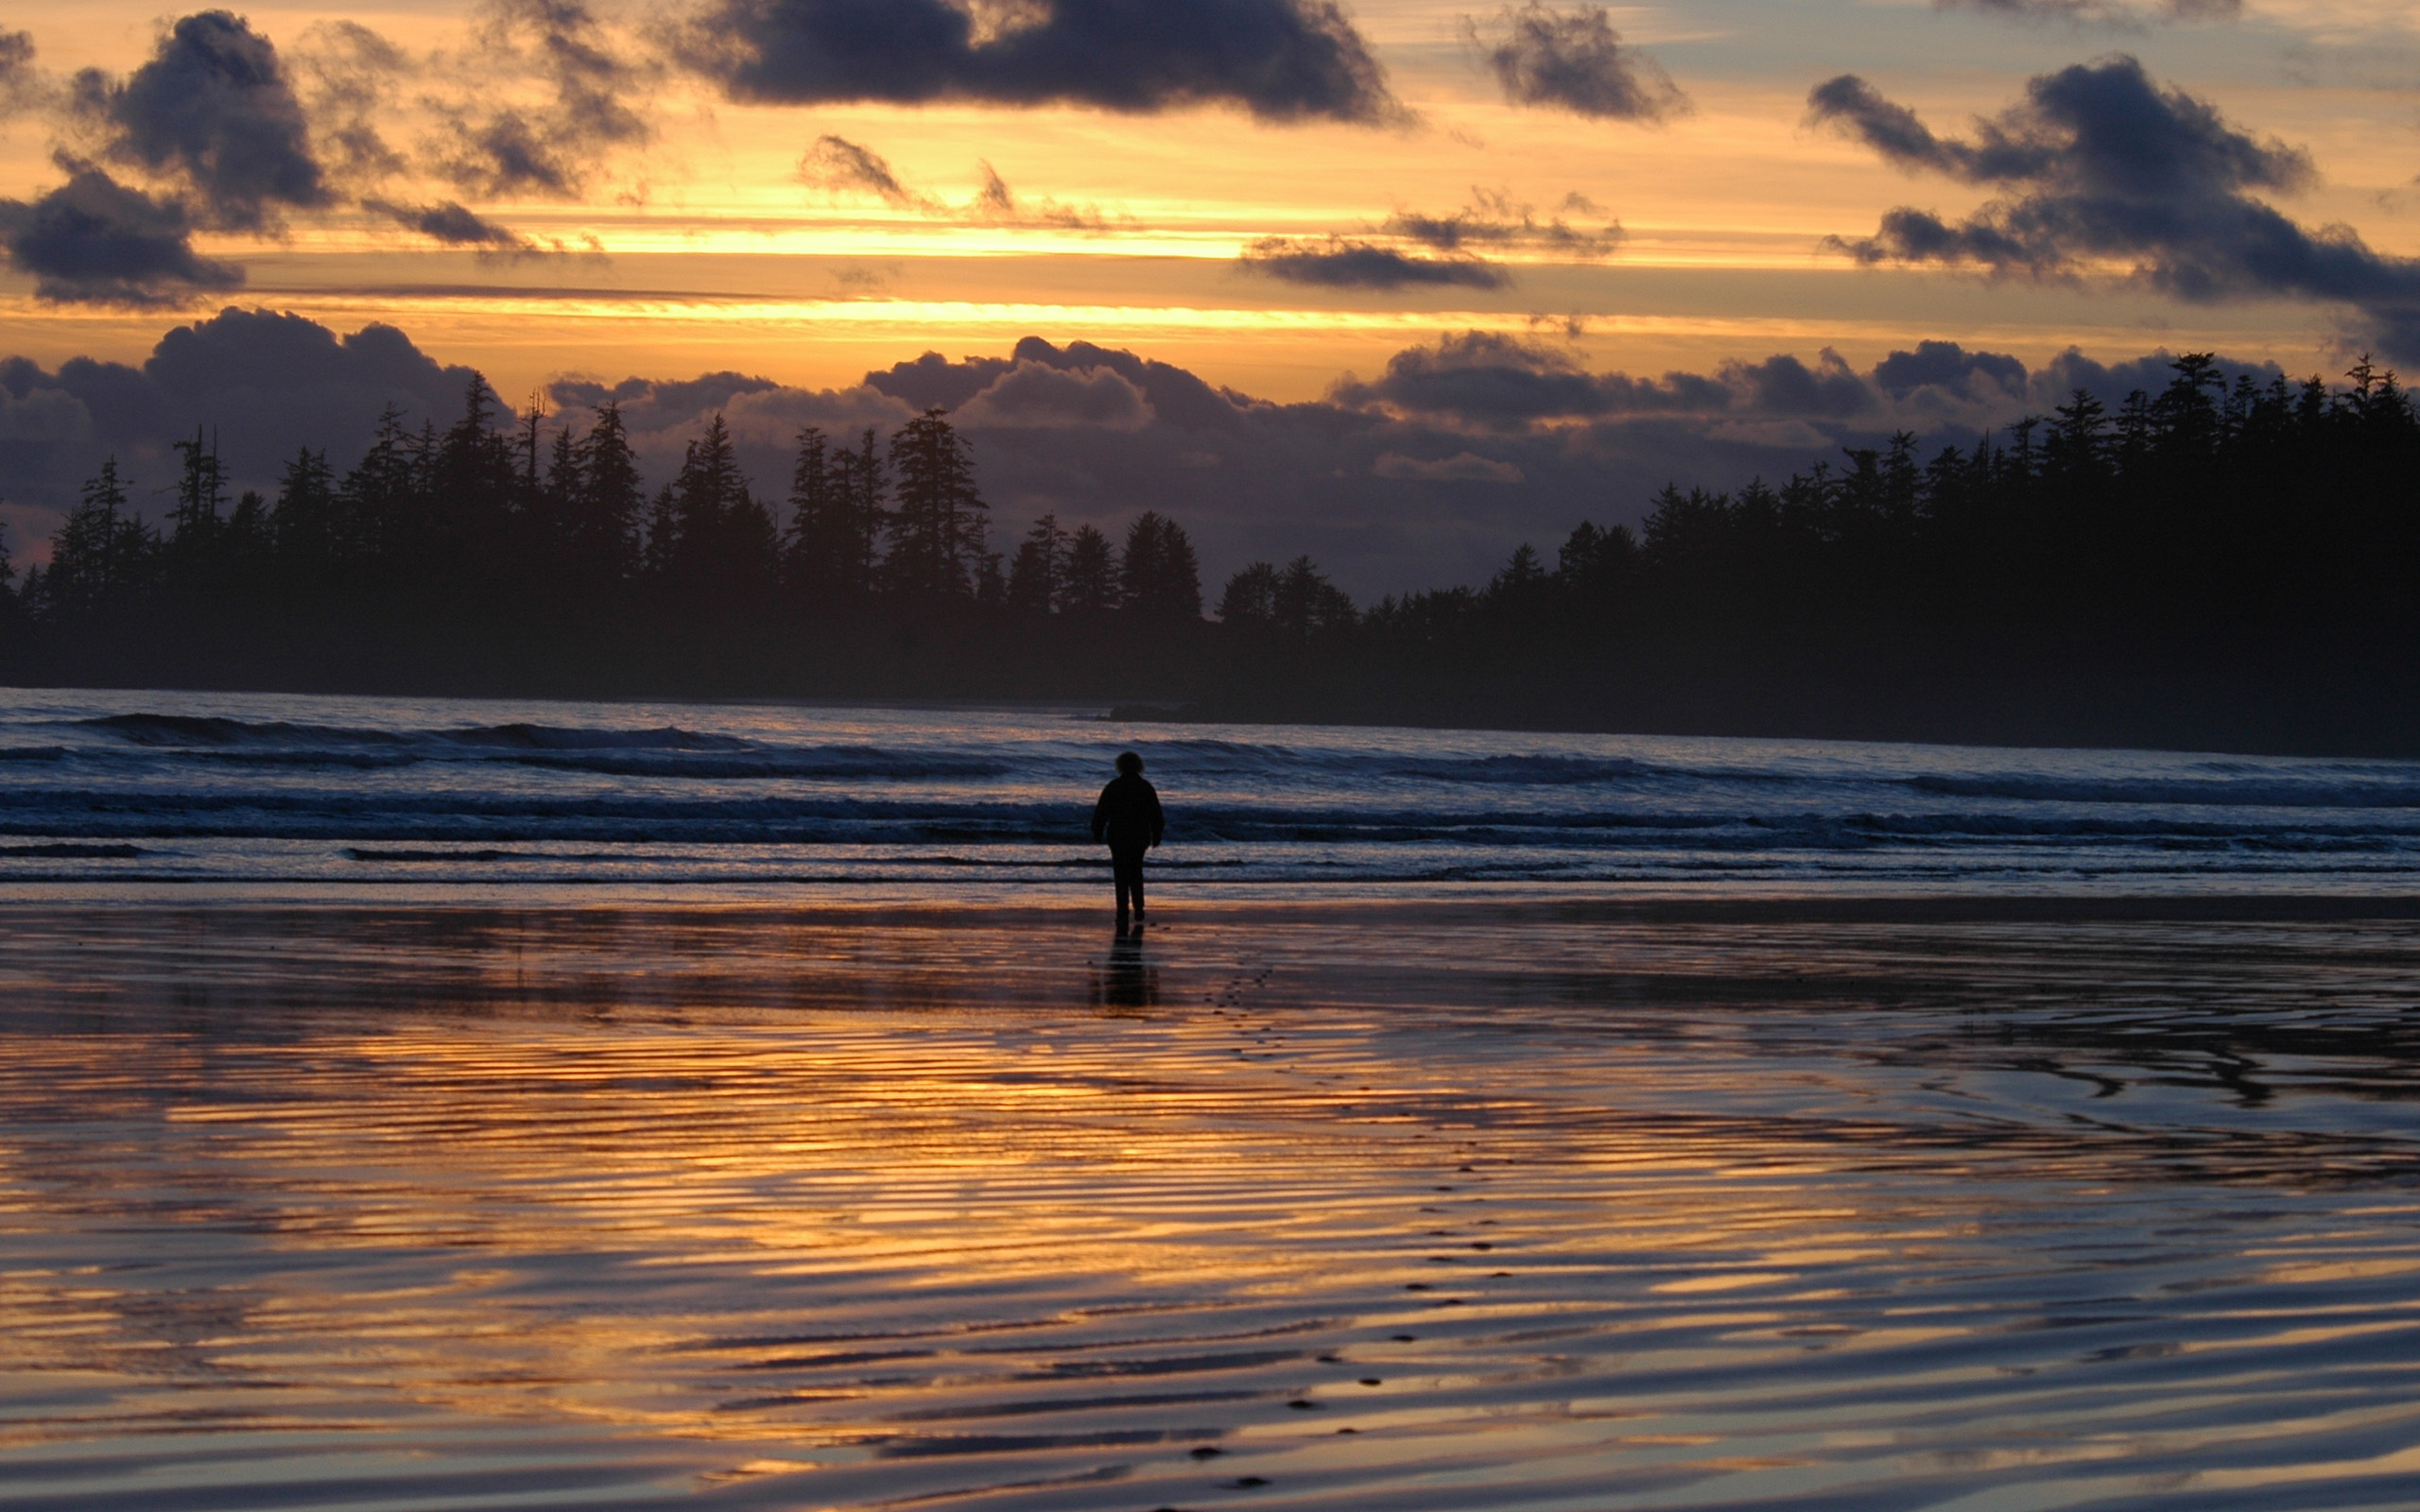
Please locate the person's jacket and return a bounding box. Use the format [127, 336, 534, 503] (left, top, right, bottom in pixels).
[1092, 774, 1165, 852]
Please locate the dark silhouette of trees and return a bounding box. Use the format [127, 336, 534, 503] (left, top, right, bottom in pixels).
[885, 408, 986, 597]
[787, 425, 887, 603]
[1056, 524, 1116, 612]
[1119, 511, 1203, 619]
[10, 351, 2420, 754]
[1007, 511, 1067, 612]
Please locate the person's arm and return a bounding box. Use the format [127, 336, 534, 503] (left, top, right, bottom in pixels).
[1148, 787, 1165, 848]
[1091, 784, 1111, 842]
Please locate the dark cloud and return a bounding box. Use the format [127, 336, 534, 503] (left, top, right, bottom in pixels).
[1810, 58, 2420, 358]
[1872, 339, 2028, 400]
[970, 162, 1120, 232]
[1239, 235, 1509, 289]
[74, 10, 330, 232]
[867, 336, 1244, 430]
[293, 22, 411, 185]
[1240, 186, 1617, 288]
[0, 307, 479, 555]
[435, 0, 652, 199]
[1936, 0, 2239, 22]
[1724, 351, 1875, 419]
[0, 29, 43, 117]
[363, 198, 541, 253]
[683, 0, 1401, 123]
[1331, 332, 1730, 426]
[1461, 3, 1687, 122]
[796, 136, 1127, 230]
[0, 161, 243, 305]
[1372, 449, 1523, 483]
[957, 361, 1153, 429]
[797, 133, 934, 209]
[1383, 187, 1622, 259]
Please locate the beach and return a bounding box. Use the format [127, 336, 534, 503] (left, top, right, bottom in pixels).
[9, 897, 2420, 1510]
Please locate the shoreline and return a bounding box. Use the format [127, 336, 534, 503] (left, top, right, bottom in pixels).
[8, 888, 2420, 924]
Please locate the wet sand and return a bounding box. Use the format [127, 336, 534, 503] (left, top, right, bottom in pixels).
[8, 898, 2420, 1510]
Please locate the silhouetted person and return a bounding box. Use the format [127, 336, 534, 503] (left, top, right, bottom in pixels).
[1091, 749, 1164, 929]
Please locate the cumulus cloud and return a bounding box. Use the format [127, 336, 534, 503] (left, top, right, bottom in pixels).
[363, 198, 543, 253]
[1808, 57, 2420, 358]
[1373, 449, 1524, 482]
[682, 0, 1401, 122]
[71, 10, 331, 232]
[1872, 338, 2028, 401]
[0, 160, 244, 305]
[956, 361, 1154, 429]
[1331, 331, 1729, 426]
[1461, 3, 1687, 122]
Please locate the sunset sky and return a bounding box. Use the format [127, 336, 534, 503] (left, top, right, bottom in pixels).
[5, 0, 2420, 589]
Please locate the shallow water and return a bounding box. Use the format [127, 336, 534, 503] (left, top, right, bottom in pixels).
[7, 905, 2420, 1510]
[8, 688, 2420, 898]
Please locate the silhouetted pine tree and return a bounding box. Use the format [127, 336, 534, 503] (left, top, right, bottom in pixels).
[577, 402, 645, 584]
[1006, 512, 1066, 612]
[33, 458, 157, 620]
[1060, 524, 1117, 612]
[271, 448, 339, 577]
[885, 409, 984, 597]
[1118, 511, 1202, 619]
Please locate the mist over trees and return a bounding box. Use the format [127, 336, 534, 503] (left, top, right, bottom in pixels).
[4, 352, 2420, 754]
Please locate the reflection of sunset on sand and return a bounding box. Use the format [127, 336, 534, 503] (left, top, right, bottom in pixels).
[9, 903, 2420, 1507]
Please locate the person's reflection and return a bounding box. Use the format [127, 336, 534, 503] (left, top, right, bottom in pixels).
[1093, 924, 1159, 1013]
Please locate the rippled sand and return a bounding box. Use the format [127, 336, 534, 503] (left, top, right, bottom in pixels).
[7, 901, 2420, 1510]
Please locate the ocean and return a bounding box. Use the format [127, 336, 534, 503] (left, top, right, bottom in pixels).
[3, 685, 2417, 898]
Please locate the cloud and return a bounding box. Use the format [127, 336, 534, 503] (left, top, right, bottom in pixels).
[431, 0, 654, 199]
[1461, 3, 1687, 122]
[1872, 338, 2028, 401]
[682, 0, 1401, 123]
[1935, 0, 2239, 22]
[1808, 57, 2420, 358]
[867, 335, 1244, 430]
[1384, 187, 1622, 260]
[363, 198, 543, 253]
[0, 161, 244, 305]
[1239, 186, 1618, 288]
[1332, 331, 1729, 426]
[0, 307, 479, 554]
[956, 360, 1153, 429]
[797, 136, 1130, 231]
[291, 22, 411, 185]
[797, 133, 938, 210]
[1373, 449, 1524, 482]
[1239, 235, 1510, 288]
[969, 162, 1121, 231]
[72, 10, 331, 232]
[0, 29, 48, 118]
[1722, 350, 1874, 419]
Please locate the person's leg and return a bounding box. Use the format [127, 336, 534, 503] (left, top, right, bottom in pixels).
[1113, 850, 1143, 921]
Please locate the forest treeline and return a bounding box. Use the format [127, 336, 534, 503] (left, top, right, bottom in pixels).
[2, 353, 2418, 753]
